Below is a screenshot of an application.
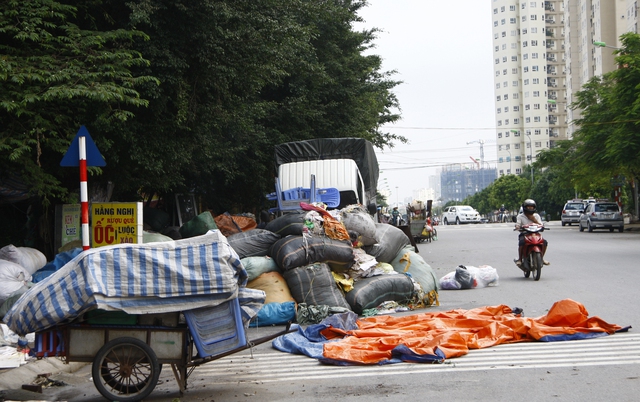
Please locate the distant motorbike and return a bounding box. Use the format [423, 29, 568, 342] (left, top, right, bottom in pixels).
[515, 223, 547, 281]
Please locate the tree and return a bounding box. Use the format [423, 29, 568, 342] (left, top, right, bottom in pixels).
[0, 0, 157, 206]
[569, 32, 640, 214]
[87, 0, 404, 214]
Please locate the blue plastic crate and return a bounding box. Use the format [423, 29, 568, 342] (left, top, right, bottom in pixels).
[183, 298, 246, 358]
[315, 188, 340, 207]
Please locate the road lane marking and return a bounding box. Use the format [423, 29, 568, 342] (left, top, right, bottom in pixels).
[188, 333, 640, 383]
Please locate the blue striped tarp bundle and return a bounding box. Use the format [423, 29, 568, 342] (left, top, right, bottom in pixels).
[4, 230, 264, 335]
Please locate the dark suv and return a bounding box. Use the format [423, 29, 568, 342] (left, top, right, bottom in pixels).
[561, 201, 586, 226]
[579, 202, 624, 232]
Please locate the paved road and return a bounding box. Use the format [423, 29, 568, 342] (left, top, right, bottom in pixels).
[6, 221, 640, 401]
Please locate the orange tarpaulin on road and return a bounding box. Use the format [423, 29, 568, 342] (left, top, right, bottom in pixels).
[305, 299, 627, 365]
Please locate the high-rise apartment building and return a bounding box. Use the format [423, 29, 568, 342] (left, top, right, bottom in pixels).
[491, 0, 637, 177]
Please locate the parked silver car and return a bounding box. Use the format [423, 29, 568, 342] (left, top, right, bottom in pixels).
[578, 201, 624, 232]
[561, 200, 586, 226]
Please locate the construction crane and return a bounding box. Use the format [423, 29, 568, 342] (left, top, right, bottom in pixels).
[467, 139, 485, 168]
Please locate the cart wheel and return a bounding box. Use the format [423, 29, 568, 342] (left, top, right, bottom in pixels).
[92, 337, 160, 402]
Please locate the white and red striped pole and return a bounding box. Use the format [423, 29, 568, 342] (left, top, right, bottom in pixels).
[79, 136, 90, 250]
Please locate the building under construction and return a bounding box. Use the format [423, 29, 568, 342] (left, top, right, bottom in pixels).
[440, 163, 497, 203]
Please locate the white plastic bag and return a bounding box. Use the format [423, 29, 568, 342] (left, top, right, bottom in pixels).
[0, 244, 47, 275]
[0, 260, 32, 303]
[465, 265, 499, 288]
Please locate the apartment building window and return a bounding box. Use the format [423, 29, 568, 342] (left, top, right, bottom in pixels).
[495, 46, 499, 52]
[530, 2, 536, 7]
[504, 94, 509, 100]
[514, 118, 520, 124]
[531, 15, 537, 20]
[498, 132, 502, 138]
[510, 5, 516, 11]
[510, 18, 516, 23]
[524, 79, 529, 85]
[524, 91, 529, 98]
[516, 168, 522, 174]
[524, 66, 529, 72]
[511, 43, 517, 49]
[522, 16, 526, 22]
[525, 104, 530, 110]
[496, 83, 501, 89]
[512, 56, 517, 61]
[532, 53, 538, 59]
[531, 27, 538, 33]
[497, 108, 501, 113]
[535, 129, 541, 135]
[523, 41, 528, 47]
[504, 106, 509, 112]
[503, 56, 507, 62]
[515, 143, 520, 149]
[493, 8, 498, 14]
[532, 66, 539, 71]
[501, 19, 506, 25]
[523, 29, 528, 35]
[531, 40, 537, 46]
[494, 21, 499, 27]
[533, 103, 540, 109]
[532, 78, 539, 84]
[527, 154, 532, 161]
[534, 116, 540, 122]
[501, 6, 505, 12]
[526, 117, 531, 123]
[497, 96, 501, 101]
[512, 81, 518, 86]
[513, 93, 518, 99]
[495, 58, 500, 64]
[504, 69, 509, 74]
[512, 68, 517, 74]
[513, 106, 519, 111]
[535, 141, 542, 148]
[495, 33, 499, 39]
[496, 70, 500, 77]
[503, 81, 508, 87]
[522, 3, 526, 9]
[497, 121, 502, 126]
[502, 32, 506, 37]
[533, 91, 539, 97]
[523, 54, 528, 60]
[502, 44, 507, 50]
[511, 30, 517, 36]
[498, 145, 503, 151]
[505, 119, 509, 125]
[525, 130, 531, 136]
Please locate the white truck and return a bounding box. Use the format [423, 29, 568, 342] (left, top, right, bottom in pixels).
[271, 138, 379, 214]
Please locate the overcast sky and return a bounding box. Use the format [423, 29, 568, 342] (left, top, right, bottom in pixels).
[356, 0, 497, 205]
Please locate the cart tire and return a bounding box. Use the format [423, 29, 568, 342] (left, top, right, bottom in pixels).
[92, 337, 160, 402]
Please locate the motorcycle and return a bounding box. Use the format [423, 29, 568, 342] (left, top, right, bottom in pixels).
[515, 223, 547, 281]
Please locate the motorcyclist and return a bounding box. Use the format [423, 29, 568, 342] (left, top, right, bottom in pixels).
[499, 204, 506, 222]
[391, 207, 400, 226]
[514, 199, 549, 267]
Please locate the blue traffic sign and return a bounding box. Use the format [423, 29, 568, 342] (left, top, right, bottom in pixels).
[60, 126, 106, 167]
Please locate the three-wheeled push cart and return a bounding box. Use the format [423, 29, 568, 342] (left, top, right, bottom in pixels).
[33, 299, 295, 401]
[407, 201, 436, 243]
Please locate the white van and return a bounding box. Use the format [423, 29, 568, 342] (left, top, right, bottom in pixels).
[441, 205, 481, 225]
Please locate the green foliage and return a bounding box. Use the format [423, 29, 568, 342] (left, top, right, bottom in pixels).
[0, 0, 157, 206]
